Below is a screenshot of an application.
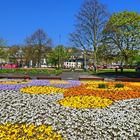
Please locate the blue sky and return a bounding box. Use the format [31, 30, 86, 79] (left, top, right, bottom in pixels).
[0, 0, 140, 46]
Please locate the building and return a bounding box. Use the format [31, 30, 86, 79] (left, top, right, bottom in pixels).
[63, 50, 90, 69]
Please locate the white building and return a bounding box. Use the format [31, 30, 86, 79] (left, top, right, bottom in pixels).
[64, 61, 82, 69]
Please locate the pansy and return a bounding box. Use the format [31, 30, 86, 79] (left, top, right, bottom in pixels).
[58, 95, 113, 109]
[0, 123, 64, 140]
[20, 86, 66, 94]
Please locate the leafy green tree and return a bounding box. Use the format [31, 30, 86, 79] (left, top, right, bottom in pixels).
[128, 50, 140, 66]
[7, 45, 20, 63]
[48, 45, 69, 68]
[0, 47, 7, 63]
[103, 11, 140, 66]
[0, 38, 8, 63]
[97, 45, 116, 65]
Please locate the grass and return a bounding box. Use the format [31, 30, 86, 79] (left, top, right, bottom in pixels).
[89, 69, 140, 78]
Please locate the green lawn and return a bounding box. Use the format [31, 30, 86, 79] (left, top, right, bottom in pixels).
[90, 69, 139, 78]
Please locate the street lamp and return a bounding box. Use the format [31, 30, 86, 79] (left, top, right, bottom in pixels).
[82, 49, 87, 71]
[18, 48, 23, 68]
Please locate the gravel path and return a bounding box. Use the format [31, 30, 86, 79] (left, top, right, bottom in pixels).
[0, 90, 139, 140]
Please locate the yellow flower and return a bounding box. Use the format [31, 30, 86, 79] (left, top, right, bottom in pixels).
[0, 123, 64, 140]
[81, 81, 131, 91]
[50, 80, 69, 85]
[0, 80, 30, 84]
[58, 96, 113, 109]
[20, 86, 66, 94]
[129, 82, 140, 86]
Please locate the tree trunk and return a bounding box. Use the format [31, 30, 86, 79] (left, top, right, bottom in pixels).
[124, 55, 128, 67]
[93, 45, 97, 72]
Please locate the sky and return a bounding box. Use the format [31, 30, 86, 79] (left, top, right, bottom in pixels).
[0, 0, 140, 46]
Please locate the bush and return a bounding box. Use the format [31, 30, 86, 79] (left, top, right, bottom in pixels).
[98, 84, 108, 89]
[115, 83, 124, 88]
[0, 68, 62, 75]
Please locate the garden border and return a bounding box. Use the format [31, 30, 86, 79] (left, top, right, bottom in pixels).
[79, 76, 104, 81]
[115, 78, 140, 82]
[36, 76, 61, 80]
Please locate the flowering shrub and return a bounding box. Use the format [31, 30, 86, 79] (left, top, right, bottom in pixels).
[20, 86, 66, 94]
[0, 123, 64, 140]
[58, 96, 113, 109]
[98, 83, 108, 88]
[115, 83, 124, 88]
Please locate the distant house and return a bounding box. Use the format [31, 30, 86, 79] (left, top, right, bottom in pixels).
[64, 61, 82, 69]
[63, 50, 90, 69]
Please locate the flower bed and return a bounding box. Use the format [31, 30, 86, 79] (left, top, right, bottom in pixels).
[64, 82, 140, 101]
[0, 80, 139, 139]
[0, 80, 81, 91]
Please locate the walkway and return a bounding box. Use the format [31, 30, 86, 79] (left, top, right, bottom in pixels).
[60, 71, 116, 81]
[60, 71, 90, 80]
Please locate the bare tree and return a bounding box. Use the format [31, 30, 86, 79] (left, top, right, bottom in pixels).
[70, 0, 109, 71]
[0, 38, 7, 47]
[26, 29, 52, 67]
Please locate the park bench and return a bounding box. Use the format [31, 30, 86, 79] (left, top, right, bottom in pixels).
[79, 76, 104, 81]
[7, 75, 31, 80]
[36, 76, 61, 80]
[0, 76, 6, 79]
[115, 78, 140, 82]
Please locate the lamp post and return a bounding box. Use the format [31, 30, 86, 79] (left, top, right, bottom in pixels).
[82, 49, 87, 71]
[18, 48, 23, 68]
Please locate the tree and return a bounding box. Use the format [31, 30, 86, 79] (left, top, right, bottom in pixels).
[22, 46, 34, 67]
[48, 45, 69, 68]
[26, 29, 52, 67]
[0, 38, 7, 62]
[0, 38, 6, 47]
[96, 45, 116, 65]
[7, 45, 20, 63]
[103, 11, 140, 66]
[70, 0, 109, 71]
[127, 50, 140, 66]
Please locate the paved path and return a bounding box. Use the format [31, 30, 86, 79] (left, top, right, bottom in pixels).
[60, 72, 90, 80]
[60, 72, 116, 81]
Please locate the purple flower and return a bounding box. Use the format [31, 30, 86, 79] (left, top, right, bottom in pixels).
[0, 80, 81, 91]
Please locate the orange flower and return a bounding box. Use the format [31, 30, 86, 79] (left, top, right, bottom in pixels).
[64, 82, 140, 101]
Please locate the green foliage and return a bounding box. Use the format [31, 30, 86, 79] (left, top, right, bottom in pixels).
[129, 50, 140, 66]
[98, 84, 108, 89]
[103, 11, 140, 65]
[97, 45, 115, 65]
[115, 84, 124, 88]
[0, 69, 62, 75]
[48, 45, 70, 68]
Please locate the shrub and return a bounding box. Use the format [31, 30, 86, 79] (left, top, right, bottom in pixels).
[98, 84, 108, 89]
[115, 83, 124, 88]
